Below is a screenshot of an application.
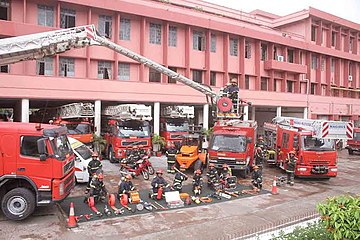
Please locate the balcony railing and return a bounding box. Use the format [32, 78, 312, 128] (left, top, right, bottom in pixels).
[264, 59, 307, 74]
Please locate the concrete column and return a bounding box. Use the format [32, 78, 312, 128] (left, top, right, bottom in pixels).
[203, 104, 209, 130]
[276, 106, 282, 117]
[243, 105, 249, 121]
[21, 99, 29, 123]
[251, 106, 256, 120]
[154, 102, 160, 135]
[303, 107, 308, 119]
[94, 100, 101, 136]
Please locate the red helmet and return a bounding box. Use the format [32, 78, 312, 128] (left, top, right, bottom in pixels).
[209, 163, 215, 168]
[92, 152, 99, 158]
[125, 174, 132, 180]
[98, 173, 104, 180]
[195, 169, 202, 175]
[156, 169, 163, 175]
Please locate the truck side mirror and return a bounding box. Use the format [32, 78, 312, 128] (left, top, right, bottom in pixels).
[37, 138, 48, 161]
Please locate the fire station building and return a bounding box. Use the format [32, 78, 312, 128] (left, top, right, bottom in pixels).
[1, 0, 360, 133]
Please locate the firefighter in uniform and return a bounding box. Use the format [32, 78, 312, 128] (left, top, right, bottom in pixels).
[166, 143, 178, 174]
[85, 152, 102, 194]
[286, 151, 298, 186]
[192, 169, 203, 196]
[219, 163, 232, 180]
[251, 165, 263, 191]
[88, 170, 108, 203]
[151, 170, 169, 198]
[172, 167, 188, 192]
[206, 163, 219, 187]
[117, 174, 135, 200]
[254, 147, 264, 169]
[256, 136, 266, 150]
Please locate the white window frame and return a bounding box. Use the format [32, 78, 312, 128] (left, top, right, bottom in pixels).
[210, 33, 216, 53]
[149, 23, 162, 45]
[229, 38, 238, 56]
[98, 61, 112, 79]
[120, 18, 131, 40]
[193, 31, 205, 51]
[168, 26, 177, 47]
[245, 40, 252, 59]
[59, 58, 75, 77]
[36, 57, 53, 76]
[118, 63, 130, 80]
[38, 5, 54, 27]
[60, 8, 76, 29]
[98, 15, 112, 38]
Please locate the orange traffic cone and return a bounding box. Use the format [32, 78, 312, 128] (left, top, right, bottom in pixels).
[67, 202, 78, 228]
[271, 176, 278, 195]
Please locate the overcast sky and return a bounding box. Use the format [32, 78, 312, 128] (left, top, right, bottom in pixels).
[203, 0, 360, 24]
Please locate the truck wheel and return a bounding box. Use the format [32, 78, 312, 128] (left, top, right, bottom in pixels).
[348, 149, 354, 155]
[108, 146, 116, 163]
[194, 159, 202, 171]
[1, 188, 35, 221]
[239, 167, 250, 179]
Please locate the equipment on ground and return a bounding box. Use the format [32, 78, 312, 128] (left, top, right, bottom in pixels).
[87, 197, 103, 217]
[129, 191, 141, 204]
[164, 191, 184, 208]
[108, 194, 124, 215]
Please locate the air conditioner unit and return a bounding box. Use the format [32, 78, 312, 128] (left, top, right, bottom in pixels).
[277, 55, 284, 62]
[348, 75, 353, 82]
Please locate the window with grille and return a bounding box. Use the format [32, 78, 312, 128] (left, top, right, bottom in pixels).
[193, 31, 205, 51]
[321, 58, 325, 71]
[98, 61, 112, 79]
[149, 68, 161, 82]
[211, 33, 216, 53]
[261, 44, 267, 61]
[168, 67, 177, 83]
[331, 31, 336, 47]
[261, 77, 268, 91]
[287, 80, 293, 93]
[118, 63, 130, 80]
[120, 18, 131, 40]
[245, 75, 250, 89]
[98, 15, 112, 38]
[273, 80, 277, 91]
[311, 55, 318, 69]
[331, 58, 335, 72]
[37, 57, 53, 76]
[192, 70, 202, 83]
[311, 25, 316, 42]
[168, 26, 177, 47]
[60, 8, 76, 28]
[0, 0, 10, 20]
[311, 83, 316, 95]
[210, 71, 216, 86]
[245, 40, 251, 59]
[349, 62, 353, 77]
[287, 49, 294, 63]
[229, 38, 238, 56]
[38, 5, 54, 27]
[149, 23, 162, 45]
[349, 38, 353, 51]
[59, 58, 75, 77]
[0, 65, 8, 73]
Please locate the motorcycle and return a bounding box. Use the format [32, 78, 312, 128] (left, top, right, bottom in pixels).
[121, 149, 155, 175]
[119, 158, 150, 180]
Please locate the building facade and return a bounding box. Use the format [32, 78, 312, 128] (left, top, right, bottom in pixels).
[1, 0, 360, 133]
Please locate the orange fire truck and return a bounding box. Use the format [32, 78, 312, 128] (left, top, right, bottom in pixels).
[160, 105, 194, 149]
[264, 117, 354, 178]
[102, 104, 152, 163]
[0, 122, 75, 220]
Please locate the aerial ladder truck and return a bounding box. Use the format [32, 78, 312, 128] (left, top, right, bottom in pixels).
[0, 24, 254, 176]
[264, 116, 353, 178]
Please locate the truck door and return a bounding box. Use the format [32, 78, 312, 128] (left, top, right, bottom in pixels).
[0, 134, 17, 175]
[17, 136, 52, 189]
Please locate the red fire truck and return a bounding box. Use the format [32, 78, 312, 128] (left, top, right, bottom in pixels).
[264, 117, 353, 178]
[160, 105, 194, 149]
[0, 122, 75, 220]
[102, 104, 152, 163]
[346, 127, 360, 154]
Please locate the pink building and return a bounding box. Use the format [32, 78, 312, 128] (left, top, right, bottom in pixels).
[0, 0, 360, 133]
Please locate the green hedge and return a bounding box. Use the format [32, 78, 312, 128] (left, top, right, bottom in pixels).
[271, 221, 332, 240]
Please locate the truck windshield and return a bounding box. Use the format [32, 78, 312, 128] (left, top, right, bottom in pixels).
[301, 136, 335, 151]
[74, 144, 92, 160]
[117, 121, 150, 138]
[166, 122, 189, 132]
[49, 135, 73, 160]
[209, 135, 246, 153]
[354, 132, 360, 141]
[66, 123, 91, 135]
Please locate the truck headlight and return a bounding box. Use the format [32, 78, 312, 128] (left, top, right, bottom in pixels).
[330, 168, 338, 172]
[59, 182, 64, 195]
[297, 167, 307, 171]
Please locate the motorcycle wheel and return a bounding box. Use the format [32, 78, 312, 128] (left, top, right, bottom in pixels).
[142, 170, 150, 180]
[147, 166, 155, 175]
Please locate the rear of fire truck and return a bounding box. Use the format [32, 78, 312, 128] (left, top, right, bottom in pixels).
[102, 104, 152, 163]
[346, 127, 360, 155]
[0, 122, 75, 220]
[160, 105, 194, 150]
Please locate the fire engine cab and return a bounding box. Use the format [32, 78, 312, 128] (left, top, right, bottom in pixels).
[160, 105, 194, 149]
[102, 104, 152, 163]
[264, 117, 353, 178]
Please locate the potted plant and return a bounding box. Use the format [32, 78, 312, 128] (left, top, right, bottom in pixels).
[152, 134, 165, 155]
[92, 133, 107, 158]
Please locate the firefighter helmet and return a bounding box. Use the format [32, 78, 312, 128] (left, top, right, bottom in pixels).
[195, 169, 202, 175]
[156, 169, 163, 175]
[98, 173, 104, 180]
[92, 152, 99, 158]
[125, 174, 132, 180]
[289, 150, 296, 155]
